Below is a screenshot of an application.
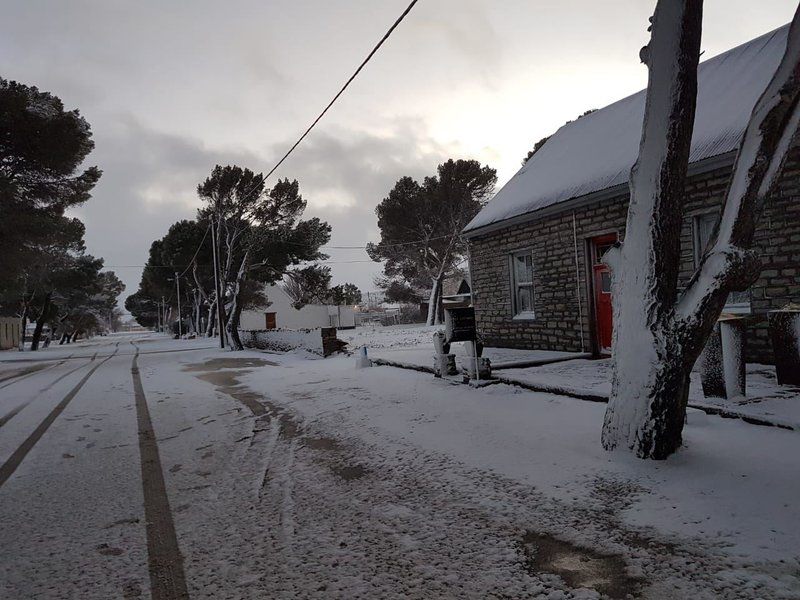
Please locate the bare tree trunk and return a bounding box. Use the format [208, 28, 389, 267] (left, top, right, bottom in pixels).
[205, 299, 217, 337]
[30, 292, 52, 351]
[226, 251, 249, 351]
[601, 0, 703, 459]
[426, 273, 445, 326]
[603, 1, 800, 459]
[19, 301, 28, 351]
[192, 263, 208, 335]
[190, 290, 199, 335]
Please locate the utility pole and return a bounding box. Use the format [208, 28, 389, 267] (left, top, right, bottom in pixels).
[175, 272, 183, 338]
[210, 217, 226, 349]
[156, 298, 161, 332]
[162, 296, 166, 335]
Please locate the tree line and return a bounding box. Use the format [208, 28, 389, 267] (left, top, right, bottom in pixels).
[0, 78, 123, 349]
[368, 158, 497, 325]
[125, 166, 362, 350]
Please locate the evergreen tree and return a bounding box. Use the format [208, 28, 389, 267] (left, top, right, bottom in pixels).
[368, 159, 496, 325]
[328, 283, 362, 305]
[283, 265, 332, 308]
[0, 78, 101, 311]
[195, 166, 330, 349]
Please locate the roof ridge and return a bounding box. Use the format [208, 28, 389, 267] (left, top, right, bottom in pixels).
[540, 22, 791, 147]
[466, 23, 792, 234]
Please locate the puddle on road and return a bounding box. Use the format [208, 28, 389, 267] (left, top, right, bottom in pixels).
[186, 361, 296, 434]
[187, 359, 368, 483]
[331, 464, 368, 481]
[303, 436, 342, 452]
[104, 517, 140, 529]
[96, 543, 125, 556]
[193, 370, 270, 417]
[184, 357, 276, 371]
[302, 435, 368, 481]
[521, 531, 641, 599]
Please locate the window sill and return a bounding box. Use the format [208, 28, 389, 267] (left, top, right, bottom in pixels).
[512, 312, 536, 321]
[723, 303, 751, 315]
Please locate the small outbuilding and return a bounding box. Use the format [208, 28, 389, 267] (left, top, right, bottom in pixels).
[239, 284, 356, 331]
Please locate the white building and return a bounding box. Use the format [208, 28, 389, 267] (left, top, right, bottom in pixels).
[239, 284, 356, 331]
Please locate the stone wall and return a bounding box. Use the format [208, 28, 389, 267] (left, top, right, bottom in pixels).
[240, 327, 346, 357]
[469, 147, 800, 364]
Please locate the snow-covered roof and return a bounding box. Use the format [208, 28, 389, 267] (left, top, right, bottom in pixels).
[464, 24, 790, 235]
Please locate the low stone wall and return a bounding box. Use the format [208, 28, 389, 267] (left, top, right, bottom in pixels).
[240, 327, 346, 357]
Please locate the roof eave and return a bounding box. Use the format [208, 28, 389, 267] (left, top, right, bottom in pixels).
[463, 150, 737, 240]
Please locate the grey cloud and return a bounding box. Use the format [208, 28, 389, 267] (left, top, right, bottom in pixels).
[74, 114, 464, 306]
[6, 0, 796, 311]
[72, 116, 263, 304]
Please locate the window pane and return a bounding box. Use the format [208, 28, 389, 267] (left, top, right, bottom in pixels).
[695, 212, 718, 263]
[595, 244, 613, 263]
[514, 254, 531, 284]
[517, 285, 534, 313]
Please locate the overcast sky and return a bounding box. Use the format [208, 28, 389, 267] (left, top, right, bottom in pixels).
[1, 0, 796, 308]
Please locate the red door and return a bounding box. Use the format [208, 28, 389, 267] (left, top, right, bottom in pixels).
[591, 234, 617, 354]
[265, 312, 277, 330]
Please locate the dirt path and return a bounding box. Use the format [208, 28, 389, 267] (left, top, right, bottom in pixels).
[131, 347, 190, 600]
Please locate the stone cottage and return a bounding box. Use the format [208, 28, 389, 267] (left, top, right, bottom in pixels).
[464, 25, 800, 363]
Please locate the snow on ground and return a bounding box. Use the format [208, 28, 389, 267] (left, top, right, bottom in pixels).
[0, 338, 150, 598]
[340, 323, 579, 367]
[499, 358, 800, 428]
[2, 330, 799, 598]
[237, 347, 800, 597]
[340, 324, 800, 428]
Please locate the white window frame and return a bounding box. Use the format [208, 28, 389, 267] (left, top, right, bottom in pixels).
[692, 211, 752, 314]
[510, 249, 536, 320]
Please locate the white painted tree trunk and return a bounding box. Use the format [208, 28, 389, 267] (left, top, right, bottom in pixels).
[205, 299, 217, 338]
[602, 0, 800, 459]
[226, 251, 249, 351]
[426, 274, 444, 326]
[601, 0, 703, 459]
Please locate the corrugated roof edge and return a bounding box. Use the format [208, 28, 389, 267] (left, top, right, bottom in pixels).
[462, 24, 788, 238]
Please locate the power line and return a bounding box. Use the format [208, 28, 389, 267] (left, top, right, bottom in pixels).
[264, 0, 420, 182]
[102, 259, 378, 269]
[114, 1, 428, 281]
[238, 0, 421, 203]
[176, 224, 211, 278]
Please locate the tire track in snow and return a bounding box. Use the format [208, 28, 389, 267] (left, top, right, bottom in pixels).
[0, 403, 29, 428]
[0, 349, 112, 429]
[0, 361, 59, 390]
[131, 347, 190, 600]
[38, 361, 93, 393]
[0, 349, 118, 488]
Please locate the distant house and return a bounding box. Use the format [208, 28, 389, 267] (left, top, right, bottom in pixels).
[464, 25, 800, 363]
[239, 284, 356, 331]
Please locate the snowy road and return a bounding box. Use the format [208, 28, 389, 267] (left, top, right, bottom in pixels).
[0, 333, 798, 599]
